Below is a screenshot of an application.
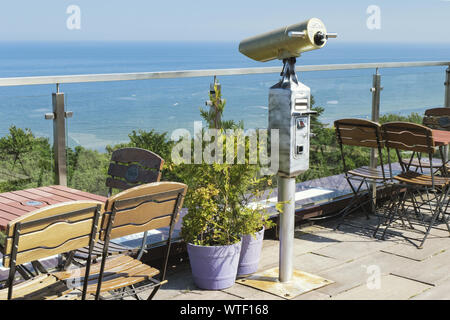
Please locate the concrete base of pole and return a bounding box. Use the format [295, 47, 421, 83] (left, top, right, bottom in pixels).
[236, 267, 333, 299]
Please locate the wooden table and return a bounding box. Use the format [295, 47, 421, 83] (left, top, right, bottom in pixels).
[0, 185, 106, 231]
[432, 129, 450, 147]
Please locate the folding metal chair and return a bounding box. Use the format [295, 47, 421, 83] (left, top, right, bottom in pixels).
[0, 201, 102, 300]
[400, 108, 450, 176]
[53, 182, 187, 300]
[334, 119, 388, 227]
[374, 122, 450, 248]
[67, 147, 165, 268]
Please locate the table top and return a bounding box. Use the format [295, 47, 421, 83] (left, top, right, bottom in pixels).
[0, 185, 106, 230]
[432, 129, 450, 146]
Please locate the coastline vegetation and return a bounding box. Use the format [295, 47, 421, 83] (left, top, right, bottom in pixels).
[0, 98, 423, 196]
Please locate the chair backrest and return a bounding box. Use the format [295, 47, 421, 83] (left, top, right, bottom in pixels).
[334, 118, 384, 148]
[381, 122, 435, 154]
[100, 182, 187, 241]
[422, 107, 450, 130]
[106, 148, 165, 192]
[3, 201, 102, 268]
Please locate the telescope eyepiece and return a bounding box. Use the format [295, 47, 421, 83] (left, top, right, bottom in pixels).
[313, 32, 326, 46]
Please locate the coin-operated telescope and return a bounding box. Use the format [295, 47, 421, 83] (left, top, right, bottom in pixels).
[239, 18, 336, 291]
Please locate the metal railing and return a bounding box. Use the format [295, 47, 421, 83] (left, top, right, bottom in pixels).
[0, 60, 449, 185]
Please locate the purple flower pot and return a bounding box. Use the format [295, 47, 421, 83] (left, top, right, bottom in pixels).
[237, 227, 265, 276]
[187, 241, 242, 290]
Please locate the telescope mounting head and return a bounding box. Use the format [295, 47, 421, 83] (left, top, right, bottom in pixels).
[275, 57, 298, 89]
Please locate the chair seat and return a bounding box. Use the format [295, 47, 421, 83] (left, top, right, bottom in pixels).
[53, 255, 160, 294]
[394, 171, 450, 187]
[348, 167, 386, 180]
[401, 158, 448, 169]
[0, 274, 77, 300]
[73, 240, 137, 260]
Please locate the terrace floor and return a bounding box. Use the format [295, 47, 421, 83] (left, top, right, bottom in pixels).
[139, 212, 450, 301]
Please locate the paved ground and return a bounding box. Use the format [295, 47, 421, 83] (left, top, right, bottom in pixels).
[137, 211, 450, 300]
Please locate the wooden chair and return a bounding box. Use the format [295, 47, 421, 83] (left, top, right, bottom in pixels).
[0, 201, 102, 300]
[401, 108, 450, 175]
[68, 147, 165, 267]
[334, 119, 388, 226]
[53, 182, 187, 300]
[374, 122, 450, 248]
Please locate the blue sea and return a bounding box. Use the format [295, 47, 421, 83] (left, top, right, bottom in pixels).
[0, 41, 449, 151]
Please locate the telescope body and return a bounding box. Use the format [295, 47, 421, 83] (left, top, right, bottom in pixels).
[239, 18, 327, 62]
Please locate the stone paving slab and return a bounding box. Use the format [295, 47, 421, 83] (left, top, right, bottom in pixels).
[171, 290, 240, 300]
[293, 290, 331, 300]
[311, 237, 398, 262]
[293, 252, 345, 273]
[315, 251, 418, 297]
[411, 277, 450, 300]
[390, 249, 450, 286]
[332, 274, 431, 300]
[381, 235, 450, 261]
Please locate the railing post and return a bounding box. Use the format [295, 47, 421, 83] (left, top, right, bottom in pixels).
[370, 70, 382, 210]
[445, 67, 450, 108]
[45, 86, 72, 186]
[444, 67, 450, 162]
[52, 91, 67, 186]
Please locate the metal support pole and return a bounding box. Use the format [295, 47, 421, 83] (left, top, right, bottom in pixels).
[445, 67, 450, 109]
[52, 92, 67, 186]
[442, 67, 450, 162]
[278, 176, 296, 283]
[370, 70, 382, 210]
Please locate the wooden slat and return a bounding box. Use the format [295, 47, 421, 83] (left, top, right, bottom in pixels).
[335, 119, 382, 148]
[53, 255, 135, 281]
[104, 182, 186, 212]
[348, 167, 385, 180]
[5, 201, 103, 237]
[0, 204, 25, 218]
[0, 192, 31, 202]
[394, 171, 450, 187]
[4, 236, 91, 267]
[85, 263, 159, 294]
[21, 188, 75, 203]
[110, 148, 164, 170]
[113, 200, 176, 227]
[382, 122, 434, 153]
[4, 219, 96, 254]
[107, 163, 159, 184]
[432, 129, 450, 146]
[0, 274, 60, 300]
[339, 138, 380, 148]
[107, 215, 173, 240]
[49, 185, 107, 202]
[425, 107, 450, 117]
[55, 254, 159, 294]
[105, 177, 136, 191]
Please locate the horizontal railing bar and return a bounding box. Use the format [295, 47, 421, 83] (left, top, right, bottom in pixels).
[0, 61, 449, 87]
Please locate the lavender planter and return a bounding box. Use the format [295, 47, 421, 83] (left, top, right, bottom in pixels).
[187, 241, 242, 290]
[237, 227, 265, 276]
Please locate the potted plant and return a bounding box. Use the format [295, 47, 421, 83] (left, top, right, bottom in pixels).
[177, 78, 275, 289]
[236, 198, 275, 276]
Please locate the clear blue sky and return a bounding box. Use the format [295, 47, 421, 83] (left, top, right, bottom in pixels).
[0, 0, 449, 43]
